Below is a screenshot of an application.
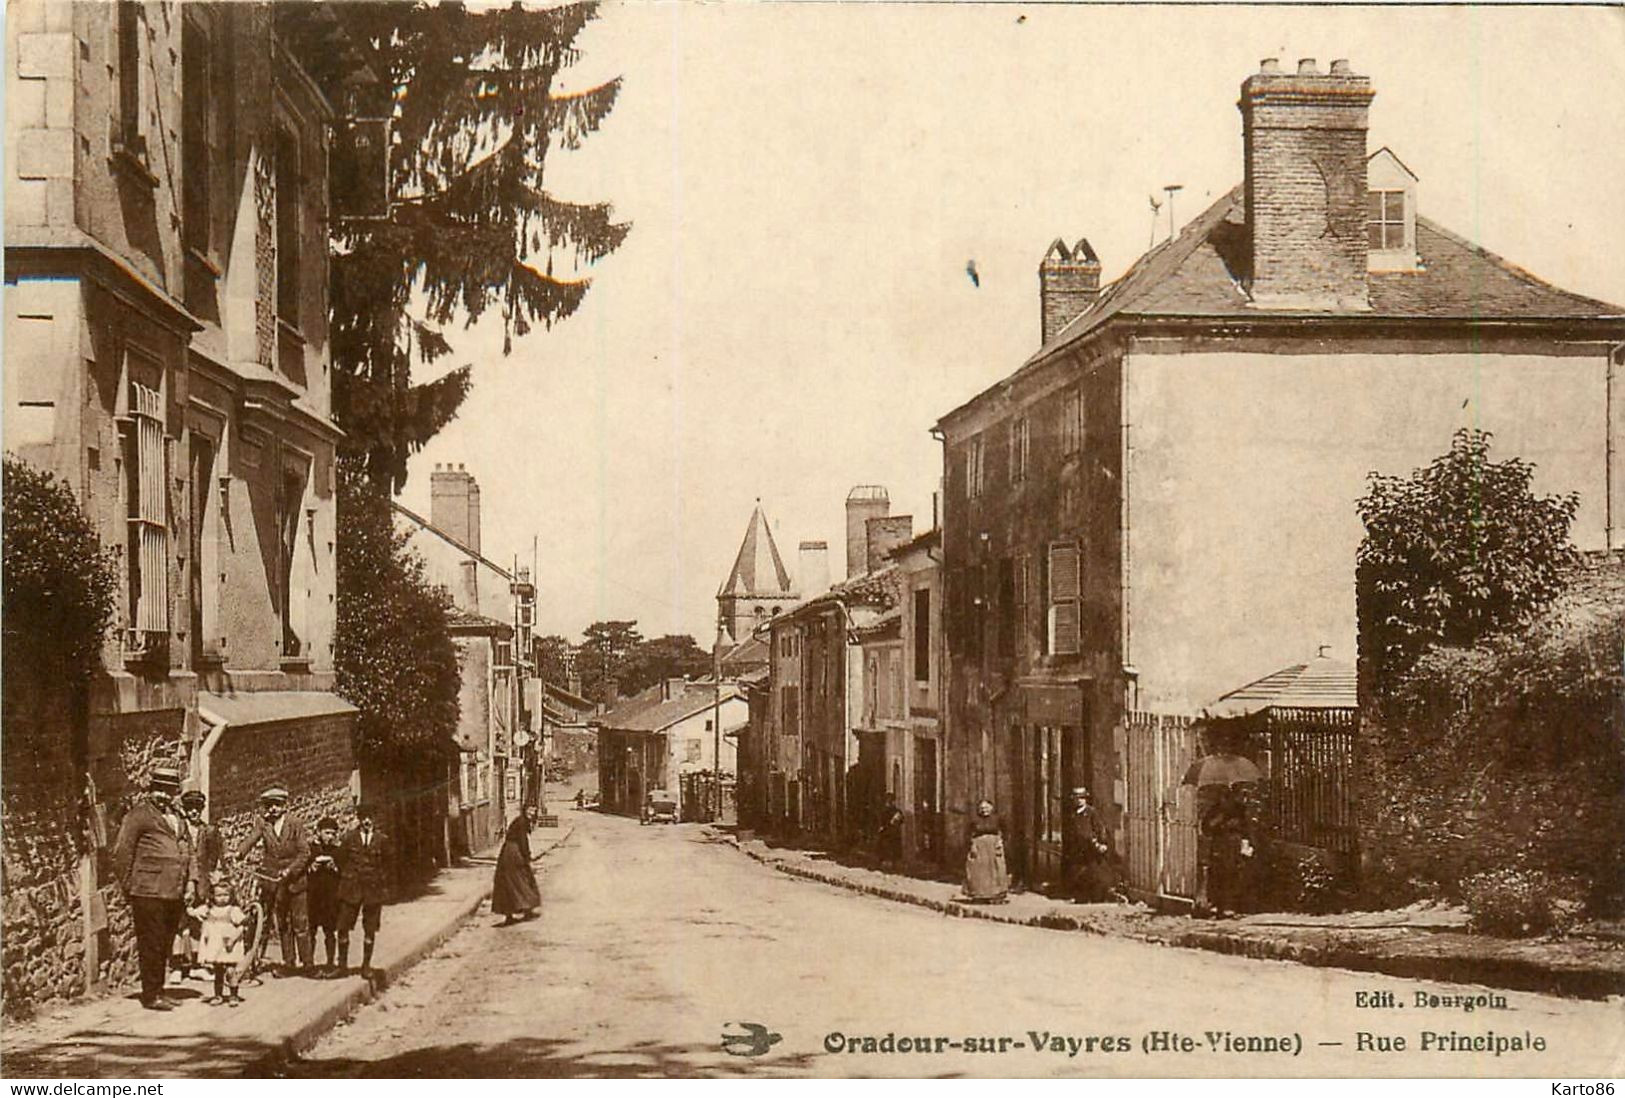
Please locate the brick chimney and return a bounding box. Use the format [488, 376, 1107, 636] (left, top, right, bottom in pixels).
[845, 486, 889, 580]
[798, 540, 830, 598]
[430, 463, 482, 554]
[1239, 57, 1375, 311]
[1038, 237, 1101, 345]
[865, 515, 913, 573]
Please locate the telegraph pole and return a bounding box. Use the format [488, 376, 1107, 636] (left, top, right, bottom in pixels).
[713, 613, 725, 822]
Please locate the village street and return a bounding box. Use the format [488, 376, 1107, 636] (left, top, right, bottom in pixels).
[283, 811, 1624, 1079]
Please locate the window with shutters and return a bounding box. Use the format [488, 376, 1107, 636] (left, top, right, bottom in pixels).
[1060, 388, 1086, 455]
[276, 462, 310, 660]
[964, 435, 985, 499]
[913, 587, 930, 683]
[125, 380, 168, 644]
[275, 126, 302, 327]
[1010, 416, 1030, 483]
[181, 13, 217, 259]
[1047, 541, 1081, 656]
[115, 2, 149, 163]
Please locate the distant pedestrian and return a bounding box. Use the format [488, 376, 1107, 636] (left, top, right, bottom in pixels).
[336, 803, 392, 976]
[1198, 784, 1251, 917]
[492, 805, 542, 925]
[188, 875, 249, 1007]
[963, 799, 1009, 903]
[877, 796, 905, 868]
[112, 767, 190, 1010]
[236, 787, 314, 975]
[306, 816, 343, 976]
[173, 788, 220, 982]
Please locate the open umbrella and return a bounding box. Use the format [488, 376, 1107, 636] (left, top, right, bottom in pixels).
[1181, 753, 1263, 788]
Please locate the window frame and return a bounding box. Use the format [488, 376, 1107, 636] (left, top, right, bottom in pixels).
[1060, 388, 1086, 456]
[964, 434, 985, 500]
[912, 587, 930, 684]
[1047, 541, 1081, 656]
[1010, 415, 1030, 484]
[1367, 189, 1406, 252]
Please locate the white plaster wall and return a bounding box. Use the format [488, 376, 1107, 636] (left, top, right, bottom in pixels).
[1125, 348, 1614, 710]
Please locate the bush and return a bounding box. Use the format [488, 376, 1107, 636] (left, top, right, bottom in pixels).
[1462, 868, 1586, 938]
[1261, 843, 1345, 914]
[2, 455, 117, 681]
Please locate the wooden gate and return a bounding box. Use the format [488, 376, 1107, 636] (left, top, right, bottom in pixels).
[1123, 712, 1200, 901]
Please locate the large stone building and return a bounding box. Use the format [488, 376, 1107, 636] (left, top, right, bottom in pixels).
[3, 1, 371, 1010]
[396, 464, 531, 857]
[934, 59, 1625, 898]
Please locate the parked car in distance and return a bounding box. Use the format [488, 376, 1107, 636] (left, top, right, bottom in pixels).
[641, 790, 678, 825]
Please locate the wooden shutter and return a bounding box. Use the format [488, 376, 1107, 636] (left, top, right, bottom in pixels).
[1048, 542, 1081, 655]
[130, 382, 168, 635]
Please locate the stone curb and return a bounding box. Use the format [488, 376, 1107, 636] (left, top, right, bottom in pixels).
[261, 824, 576, 1068]
[732, 838, 1625, 1001]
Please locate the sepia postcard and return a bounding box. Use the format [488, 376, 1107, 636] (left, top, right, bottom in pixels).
[1, 0, 1622, 1084]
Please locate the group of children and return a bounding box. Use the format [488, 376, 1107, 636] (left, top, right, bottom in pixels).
[177, 813, 354, 1007]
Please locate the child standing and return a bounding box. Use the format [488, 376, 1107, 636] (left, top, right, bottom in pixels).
[306, 817, 343, 976]
[189, 876, 249, 1006]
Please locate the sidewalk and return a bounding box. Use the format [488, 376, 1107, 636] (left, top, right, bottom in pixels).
[727, 832, 1625, 1001]
[0, 824, 574, 1079]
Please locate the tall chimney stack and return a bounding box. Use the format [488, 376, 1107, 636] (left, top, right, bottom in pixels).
[431, 464, 482, 554]
[865, 515, 913, 573]
[1038, 237, 1101, 345]
[845, 486, 890, 580]
[798, 540, 830, 598]
[1239, 57, 1374, 311]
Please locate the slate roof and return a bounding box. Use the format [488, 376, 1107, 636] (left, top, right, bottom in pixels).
[595, 682, 744, 734]
[1207, 653, 1358, 717]
[1032, 184, 1624, 366]
[719, 505, 794, 598]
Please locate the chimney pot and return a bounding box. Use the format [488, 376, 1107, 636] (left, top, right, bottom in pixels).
[1260, 57, 1281, 73]
[1297, 58, 1319, 75]
[1329, 58, 1352, 75]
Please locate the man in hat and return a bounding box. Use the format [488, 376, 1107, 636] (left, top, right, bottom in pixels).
[112, 766, 191, 1009]
[236, 786, 313, 975]
[335, 803, 392, 977]
[1067, 786, 1116, 903]
[173, 789, 222, 982]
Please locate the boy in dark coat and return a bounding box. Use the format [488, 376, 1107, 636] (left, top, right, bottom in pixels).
[336, 803, 392, 976]
[306, 816, 343, 976]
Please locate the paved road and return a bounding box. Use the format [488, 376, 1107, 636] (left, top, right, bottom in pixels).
[286, 811, 1625, 1078]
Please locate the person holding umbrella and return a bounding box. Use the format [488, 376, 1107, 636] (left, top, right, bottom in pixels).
[1183, 751, 1262, 917]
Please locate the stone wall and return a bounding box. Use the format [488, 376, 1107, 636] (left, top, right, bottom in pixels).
[208, 715, 355, 904]
[1, 675, 84, 1017]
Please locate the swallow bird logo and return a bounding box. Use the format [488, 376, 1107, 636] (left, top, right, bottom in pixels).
[721, 1021, 782, 1057]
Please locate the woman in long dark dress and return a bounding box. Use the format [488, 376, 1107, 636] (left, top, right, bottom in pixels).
[963, 799, 1010, 903]
[492, 806, 542, 925]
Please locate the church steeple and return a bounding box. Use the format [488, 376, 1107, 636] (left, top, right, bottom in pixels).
[717, 501, 799, 643]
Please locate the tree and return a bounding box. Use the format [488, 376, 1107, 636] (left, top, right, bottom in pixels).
[621, 634, 712, 695]
[576, 619, 642, 703]
[533, 633, 574, 687]
[333, 460, 462, 765]
[304, 2, 630, 490]
[1356, 428, 1580, 687]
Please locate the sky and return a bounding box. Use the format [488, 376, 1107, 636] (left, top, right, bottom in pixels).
[395, 3, 1625, 645]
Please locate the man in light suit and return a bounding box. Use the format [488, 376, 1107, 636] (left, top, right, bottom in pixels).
[112, 767, 191, 1010]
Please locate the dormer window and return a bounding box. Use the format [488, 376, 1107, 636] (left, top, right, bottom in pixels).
[1366, 147, 1421, 272]
[1367, 191, 1405, 251]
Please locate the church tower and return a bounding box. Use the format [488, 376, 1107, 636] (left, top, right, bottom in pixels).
[717, 503, 799, 643]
